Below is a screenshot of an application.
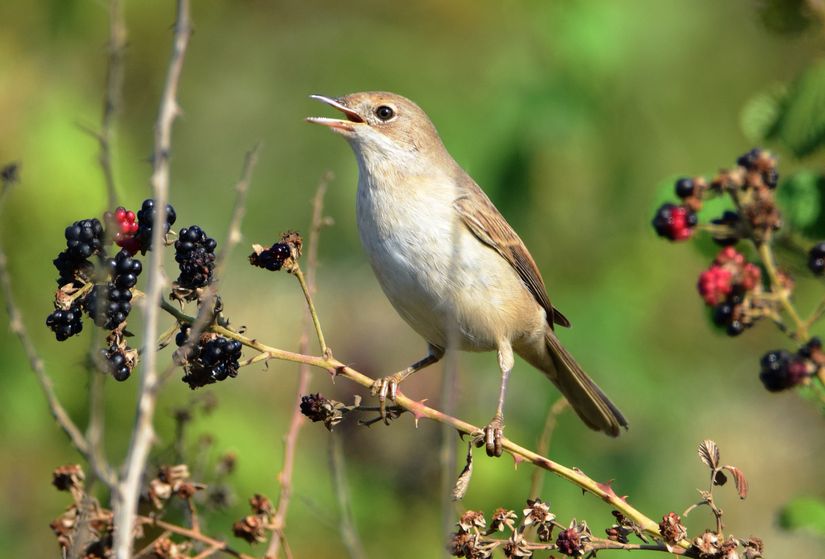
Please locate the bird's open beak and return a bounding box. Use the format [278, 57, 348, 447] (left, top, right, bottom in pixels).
[306, 95, 365, 133]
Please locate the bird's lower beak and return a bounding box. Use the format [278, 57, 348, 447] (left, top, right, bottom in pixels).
[306, 95, 364, 133]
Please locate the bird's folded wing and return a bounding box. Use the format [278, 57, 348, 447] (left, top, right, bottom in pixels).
[453, 187, 570, 329]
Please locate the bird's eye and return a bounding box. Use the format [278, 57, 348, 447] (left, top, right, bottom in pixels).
[375, 105, 395, 121]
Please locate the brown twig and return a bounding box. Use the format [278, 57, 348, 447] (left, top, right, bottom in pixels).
[99, 0, 127, 209]
[329, 433, 368, 559]
[266, 175, 331, 559]
[113, 2, 192, 557]
[137, 516, 254, 559]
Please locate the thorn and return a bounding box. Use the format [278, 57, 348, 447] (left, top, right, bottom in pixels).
[511, 453, 525, 469]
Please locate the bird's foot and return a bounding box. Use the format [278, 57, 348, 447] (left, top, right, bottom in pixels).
[370, 373, 404, 425]
[475, 415, 505, 458]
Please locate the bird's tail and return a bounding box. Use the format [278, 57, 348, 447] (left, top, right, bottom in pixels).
[541, 331, 627, 437]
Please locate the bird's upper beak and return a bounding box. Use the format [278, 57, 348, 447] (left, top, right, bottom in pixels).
[305, 95, 365, 133]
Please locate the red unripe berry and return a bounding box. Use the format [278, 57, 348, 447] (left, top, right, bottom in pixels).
[125, 210, 136, 223]
[115, 207, 126, 221]
[742, 263, 762, 291]
[698, 265, 733, 306]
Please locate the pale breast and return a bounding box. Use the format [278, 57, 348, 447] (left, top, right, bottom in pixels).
[356, 172, 543, 351]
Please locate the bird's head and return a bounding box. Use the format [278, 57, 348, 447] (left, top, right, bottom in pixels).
[306, 92, 446, 166]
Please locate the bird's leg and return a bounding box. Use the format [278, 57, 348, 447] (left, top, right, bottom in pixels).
[483, 343, 514, 457]
[372, 344, 444, 424]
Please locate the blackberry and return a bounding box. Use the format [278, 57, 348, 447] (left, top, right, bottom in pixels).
[759, 350, 806, 392]
[652, 203, 695, 241]
[674, 178, 695, 199]
[135, 199, 177, 253]
[46, 303, 84, 341]
[64, 218, 104, 259]
[710, 210, 741, 246]
[175, 226, 217, 289]
[249, 243, 291, 271]
[180, 335, 242, 389]
[84, 250, 141, 329]
[100, 345, 132, 381]
[808, 241, 825, 276]
[726, 320, 746, 337]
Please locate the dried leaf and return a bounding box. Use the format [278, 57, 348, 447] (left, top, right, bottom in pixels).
[713, 470, 728, 487]
[697, 440, 720, 470]
[451, 442, 474, 501]
[723, 465, 749, 499]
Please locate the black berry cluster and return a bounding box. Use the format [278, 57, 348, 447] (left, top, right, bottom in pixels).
[84, 250, 142, 329]
[175, 226, 217, 289]
[100, 345, 133, 382]
[809, 241, 825, 276]
[134, 199, 177, 254]
[176, 327, 242, 389]
[65, 219, 105, 259]
[737, 147, 779, 188]
[46, 303, 84, 341]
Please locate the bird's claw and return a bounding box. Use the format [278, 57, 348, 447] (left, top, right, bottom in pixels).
[370, 374, 401, 425]
[474, 416, 504, 457]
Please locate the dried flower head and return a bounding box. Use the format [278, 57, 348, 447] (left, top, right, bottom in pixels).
[555, 520, 590, 557]
[522, 498, 554, 527]
[692, 530, 721, 557]
[488, 508, 517, 533]
[458, 510, 486, 533]
[659, 512, 687, 545]
[743, 537, 763, 559]
[233, 514, 267, 544]
[502, 532, 532, 558]
[249, 493, 273, 516]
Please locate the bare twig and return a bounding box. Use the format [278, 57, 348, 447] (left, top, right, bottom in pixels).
[266, 175, 331, 559]
[137, 516, 254, 559]
[0, 193, 117, 488]
[329, 433, 368, 559]
[529, 397, 569, 499]
[114, 2, 192, 557]
[100, 0, 127, 209]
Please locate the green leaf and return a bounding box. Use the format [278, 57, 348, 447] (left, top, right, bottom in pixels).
[776, 171, 825, 237]
[771, 59, 825, 157]
[740, 84, 786, 144]
[778, 497, 825, 536]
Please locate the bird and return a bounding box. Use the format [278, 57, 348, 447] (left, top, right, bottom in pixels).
[307, 92, 627, 456]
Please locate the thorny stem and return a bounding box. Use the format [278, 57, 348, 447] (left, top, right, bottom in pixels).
[265, 176, 331, 559]
[114, 2, 191, 558]
[158, 301, 684, 550]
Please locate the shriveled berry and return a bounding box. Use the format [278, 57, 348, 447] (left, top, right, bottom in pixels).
[249, 243, 291, 271]
[181, 334, 242, 389]
[711, 210, 741, 247]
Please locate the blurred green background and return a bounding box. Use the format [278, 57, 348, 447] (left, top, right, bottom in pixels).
[1, 0, 824, 557]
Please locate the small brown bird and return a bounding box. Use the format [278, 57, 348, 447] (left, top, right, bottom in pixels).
[307, 92, 627, 456]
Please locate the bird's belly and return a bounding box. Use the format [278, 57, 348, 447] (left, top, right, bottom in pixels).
[357, 194, 540, 351]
